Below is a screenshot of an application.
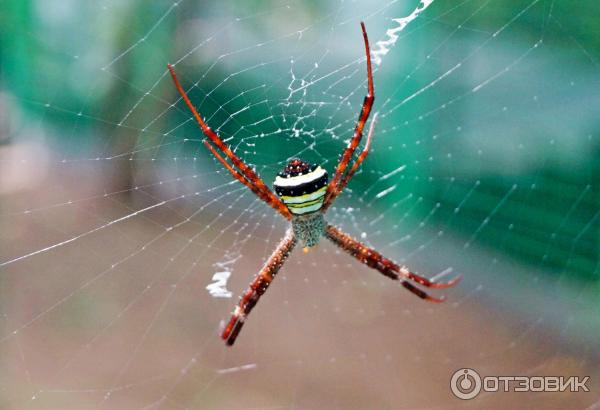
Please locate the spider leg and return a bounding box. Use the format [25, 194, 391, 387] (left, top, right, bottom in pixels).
[222, 228, 297, 346]
[203, 141, 292, 219]
[323, 22, 375, 209]
[167, 64, 292, 220]
[322, 113, 377, 211]
[324, 224, 461, 302]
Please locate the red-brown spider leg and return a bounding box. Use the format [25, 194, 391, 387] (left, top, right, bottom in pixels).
[322, 113, 378, 212]
[167, 64, 288, 218]
[323, 22, 375, 208]
[222, 229, 297, 346]
[203, 141, 293, 219]
[324, 224, 461, 302]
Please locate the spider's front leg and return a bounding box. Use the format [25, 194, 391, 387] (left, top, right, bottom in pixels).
[167, 64, 293, 221]
[322, 22, 375, 211]
[222, 229, 297, 346]
[324, 224, 461, 302]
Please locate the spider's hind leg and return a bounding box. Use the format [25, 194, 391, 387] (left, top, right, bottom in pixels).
[221, 228, 297, 346]
[324, 224, 461, 302]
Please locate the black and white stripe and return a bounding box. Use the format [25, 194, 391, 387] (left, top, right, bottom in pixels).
[274, 161, 328, 215]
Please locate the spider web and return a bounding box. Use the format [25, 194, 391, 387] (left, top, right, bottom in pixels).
[1, 0, 599, 408]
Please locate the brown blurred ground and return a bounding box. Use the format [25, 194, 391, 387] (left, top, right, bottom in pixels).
[1, 143, 599, 410]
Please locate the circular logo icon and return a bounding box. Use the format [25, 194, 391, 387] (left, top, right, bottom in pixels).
[450, 368, 482, 400]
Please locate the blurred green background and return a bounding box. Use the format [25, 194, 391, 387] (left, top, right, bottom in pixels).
[1, 0, 597, 279]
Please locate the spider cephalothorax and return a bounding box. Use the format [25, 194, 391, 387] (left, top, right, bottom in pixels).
[167, 22, 461, 346]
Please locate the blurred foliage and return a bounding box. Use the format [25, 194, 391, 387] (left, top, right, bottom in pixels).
[0, 0, 597, 281]
[423, 0, 599, 281]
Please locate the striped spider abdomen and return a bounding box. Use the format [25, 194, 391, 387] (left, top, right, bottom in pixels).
[273, 159, 328, 215]
[274, 159, 328, 249]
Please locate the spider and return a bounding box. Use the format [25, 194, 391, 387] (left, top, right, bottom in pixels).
[167, 22, 461, 346]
